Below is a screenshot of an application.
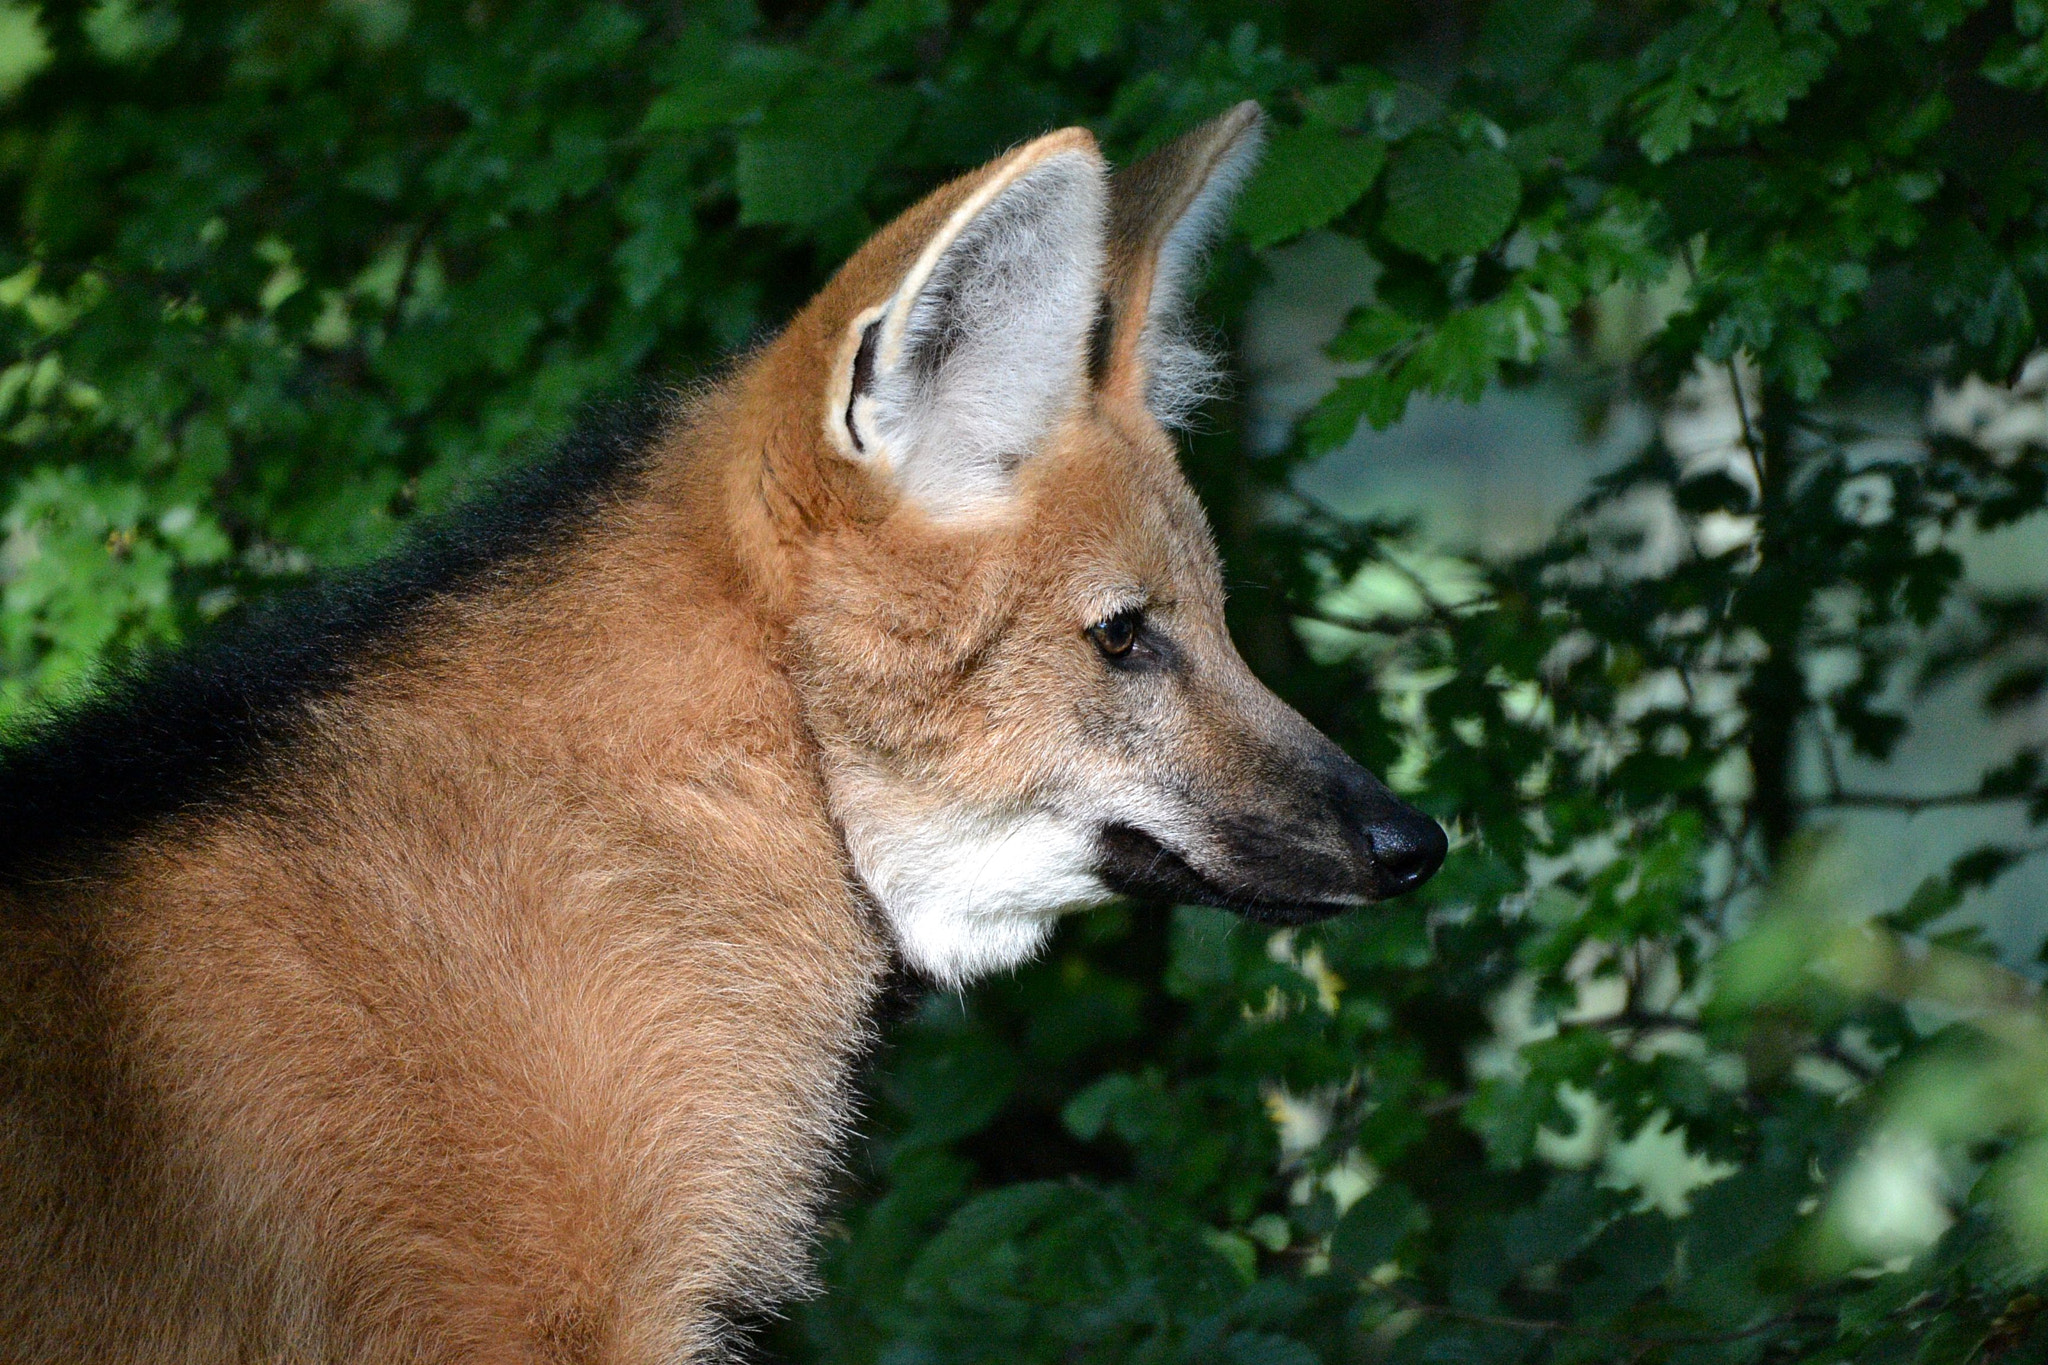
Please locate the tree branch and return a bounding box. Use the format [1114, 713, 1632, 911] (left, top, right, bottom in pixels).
[1293, 608, 1436, 637]
[1369, 1281, 1823, 1348]
[386, 215, 440, 332]
[1571, 1007, 1878, 1083]
[1725, 357, 1767, 502]
[1810, 789, 2028, 813]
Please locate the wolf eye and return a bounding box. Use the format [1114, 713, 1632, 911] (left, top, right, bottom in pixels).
[1087, 609, 1142, 659]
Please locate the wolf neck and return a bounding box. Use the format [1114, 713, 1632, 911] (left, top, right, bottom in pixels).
[0, 407, 896, 1359]
[225, 425, 891, 1351]
[397, 420, 900, 1339]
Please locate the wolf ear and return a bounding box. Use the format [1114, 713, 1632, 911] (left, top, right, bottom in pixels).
[828, 130, 1107, 518]
[1097, 102, 1265, 427]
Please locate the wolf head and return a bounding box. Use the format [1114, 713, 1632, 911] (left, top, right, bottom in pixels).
[730, 104, 1444, 985]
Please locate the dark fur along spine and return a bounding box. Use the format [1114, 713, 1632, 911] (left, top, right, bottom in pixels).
[0, 392, 665, 888]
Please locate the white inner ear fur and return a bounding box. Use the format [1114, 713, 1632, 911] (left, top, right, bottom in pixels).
[1135, 122, 1265, 430]
[832, 147, 1106, 518]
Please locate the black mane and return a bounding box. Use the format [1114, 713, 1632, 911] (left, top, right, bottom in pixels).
[0, 392, 670, 887]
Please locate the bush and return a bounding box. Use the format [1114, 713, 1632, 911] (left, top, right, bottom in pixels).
[7, 1, 2048, 1360]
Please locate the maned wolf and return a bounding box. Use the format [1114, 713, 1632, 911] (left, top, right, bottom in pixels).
[0, 103, 1444, 1361]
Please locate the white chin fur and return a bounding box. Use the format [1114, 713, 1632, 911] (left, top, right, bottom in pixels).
[838, 803, 1113, 987]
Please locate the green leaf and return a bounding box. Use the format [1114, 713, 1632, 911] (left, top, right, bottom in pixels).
[843, 0, 949, 55]
[735, 87, 918, 227]
[0, 1, 52, 100]
[886, 1030, 1019, 1151]
[1165, 905, 1239, 998]
[1062, 1073, 1139, 1141]
[1474, 0, 1593, 87]
[1575, 1214, 1680, 1319]
[1684, 1156, 1806, 1272]
[1985, 36, 2048, 87]
[1235, 125, 1386, 249]
[1462, 1079, 1562, 1170]
[1950, 846, 2019, 892]
[1330, 1181, 1426, 1273]
[615, 156, 701, 309]
[1303, 373, 1409, 451]
[642, 41, 810, 133]
[1224, 1331, 1319, 1365]
[1378, 137, 1520, 260]
[1397, 303, 1511, 402]
[1884, 875, 1964, 933]
[1389, 1322, 1522, 1363]
[1202, 1229, 1258, 1283]
[1299, 68, 1388, 129]
[1326, 305, 1420, 363]
[82, 0, 181, 64]
[1020, 0, 1129, 67]
[1634, 75, 1708, 163]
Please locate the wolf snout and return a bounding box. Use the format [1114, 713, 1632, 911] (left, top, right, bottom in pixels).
[1359, 804, 1448, 897]
[1316, 748, 1446, 900]
[1093, 780, 1446, 920]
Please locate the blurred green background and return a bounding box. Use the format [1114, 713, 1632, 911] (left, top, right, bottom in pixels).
[9, 1, 2048, 1360]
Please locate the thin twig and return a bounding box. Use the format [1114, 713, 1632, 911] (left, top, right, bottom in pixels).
[1372, 1281, 1819, 1347]
[1807, 728, 2034, 814]
[1724, 357, 1767, 500]
[1812, 789, 2027, 813]
[1818, 725, 1846, 804]
[1373, 548, 1473, 626]
[1673, 236, 1765, 496]
[1293, 608, 1437, 637]
[1809, 1037, 1878, 1083]
[1573, 1007, 1879, 1082]
[386, 215, 440, 331]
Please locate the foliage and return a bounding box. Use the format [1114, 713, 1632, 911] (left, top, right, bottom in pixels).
[7, 2, 2048, 1363]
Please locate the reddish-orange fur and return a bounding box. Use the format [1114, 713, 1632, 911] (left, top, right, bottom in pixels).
[5, 410, 893, 1356]
[0, 108, 1442, 1361]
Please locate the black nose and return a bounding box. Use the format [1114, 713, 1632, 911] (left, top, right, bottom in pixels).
[1367, 808, 1448, 896]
